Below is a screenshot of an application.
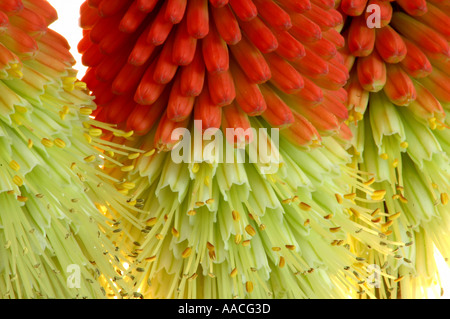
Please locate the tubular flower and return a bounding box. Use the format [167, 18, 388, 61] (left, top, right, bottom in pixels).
[101, 123, 398, 299]
[341, 0, 450, 298]
[78, 0, 352, 151]
[0, 0, 139, 299]
[74, 0, 404, 299]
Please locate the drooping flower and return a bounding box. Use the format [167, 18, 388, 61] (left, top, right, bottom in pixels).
[0, 0, 138, 299]
[78, 0, 351, 151]
[341, 0, 450, 298]
[78, 0, 403, 299]
[101, 121, 400, 299]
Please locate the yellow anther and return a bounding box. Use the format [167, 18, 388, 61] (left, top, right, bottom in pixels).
[155, 234, 164, 240]
[364, 177, 375, 186]
[272, 247, 281, 252]
[13, 176, 23, 187]
[279, 256, 286, 268]
[324, 214, 334, 220]
[206, 199, 215, 205]
[380, 153, 389, 160]
[441, 193, 449, 205]
[145, 256, 156, 262]
[121, 182, 136, 190]
[171, 227, 180, 238]
[54, 138, 66, 148]
[349, 208, 360, 218]
[79, 107, 93, 115]
[371, 217, 382, 223]
[299, 202, 312, 211]
[9, 160, 20, 171]
[17, 196, 28, 202]
[123, 131, 134, 138]
[89, 128, 103, 137]
[245, 225, 256, 237]
[84, 133, 92, 144]
[146, 218, 157, 226]
[182, 247, 192, 259]
[335, 193, 343, 204]
[329, 226, 342, 233]
[121, 165, 135, 172]
[371, 190, 386, 200]
[344, 193, 357, 200]
[41, 138, 54, 148]
[230, 268, 238, 278]
[246, 281, 254, 293]
[62, 105, 70, 115]
[429, 117, 437, 130]
[144, 149, 156, 157]
[128, 152, 140, 160]
[187, 210, 196, 216]
[399, 195, 408, 204]
[84, 155, 96, 163]
[234, 234, 242, 245]
[27, 139, 33, 149]
[400, 141, 409, 149]
[381, 220, 394, 230]
[388, 212, 402, 221]
[232, 210, 240, 222]
[384, 230, 393, 236]
[303, 219, 310, 227]
[392, 159, 399, 168]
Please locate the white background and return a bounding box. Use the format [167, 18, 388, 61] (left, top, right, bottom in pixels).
[47, 0, 87, 77]
[45, 0, 449, 299]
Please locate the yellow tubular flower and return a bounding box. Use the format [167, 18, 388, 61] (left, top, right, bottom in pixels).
[0, 0, 139, 299]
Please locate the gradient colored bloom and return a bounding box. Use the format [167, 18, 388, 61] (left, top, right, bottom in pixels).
[104, 126, 395, 299]
[78, 0, 351, 150]
[341, 0, 450, 298]
[0, 0, 135, 299]
[77, 0, 401, 299]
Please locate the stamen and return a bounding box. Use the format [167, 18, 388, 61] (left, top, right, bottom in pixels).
[41, 138, 54, 148]
[329, 227, 341, 233]
[13, 176, 23, 187]
[9, 160, 20, 171]
[441, 193, 448, 205]
[299, 202, 312, 211]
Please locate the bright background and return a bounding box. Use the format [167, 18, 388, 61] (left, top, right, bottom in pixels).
[46, 0, 450, 299]
[47, 0, 87, 78]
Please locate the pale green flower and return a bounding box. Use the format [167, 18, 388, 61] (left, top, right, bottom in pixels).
[0, 1, 135, 299]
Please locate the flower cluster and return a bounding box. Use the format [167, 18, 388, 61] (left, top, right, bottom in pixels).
[79, 0, 352, 151]
[341, 0, 450, 298]
[0, 0, 136, 299]
[77, 0, 407, 299]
